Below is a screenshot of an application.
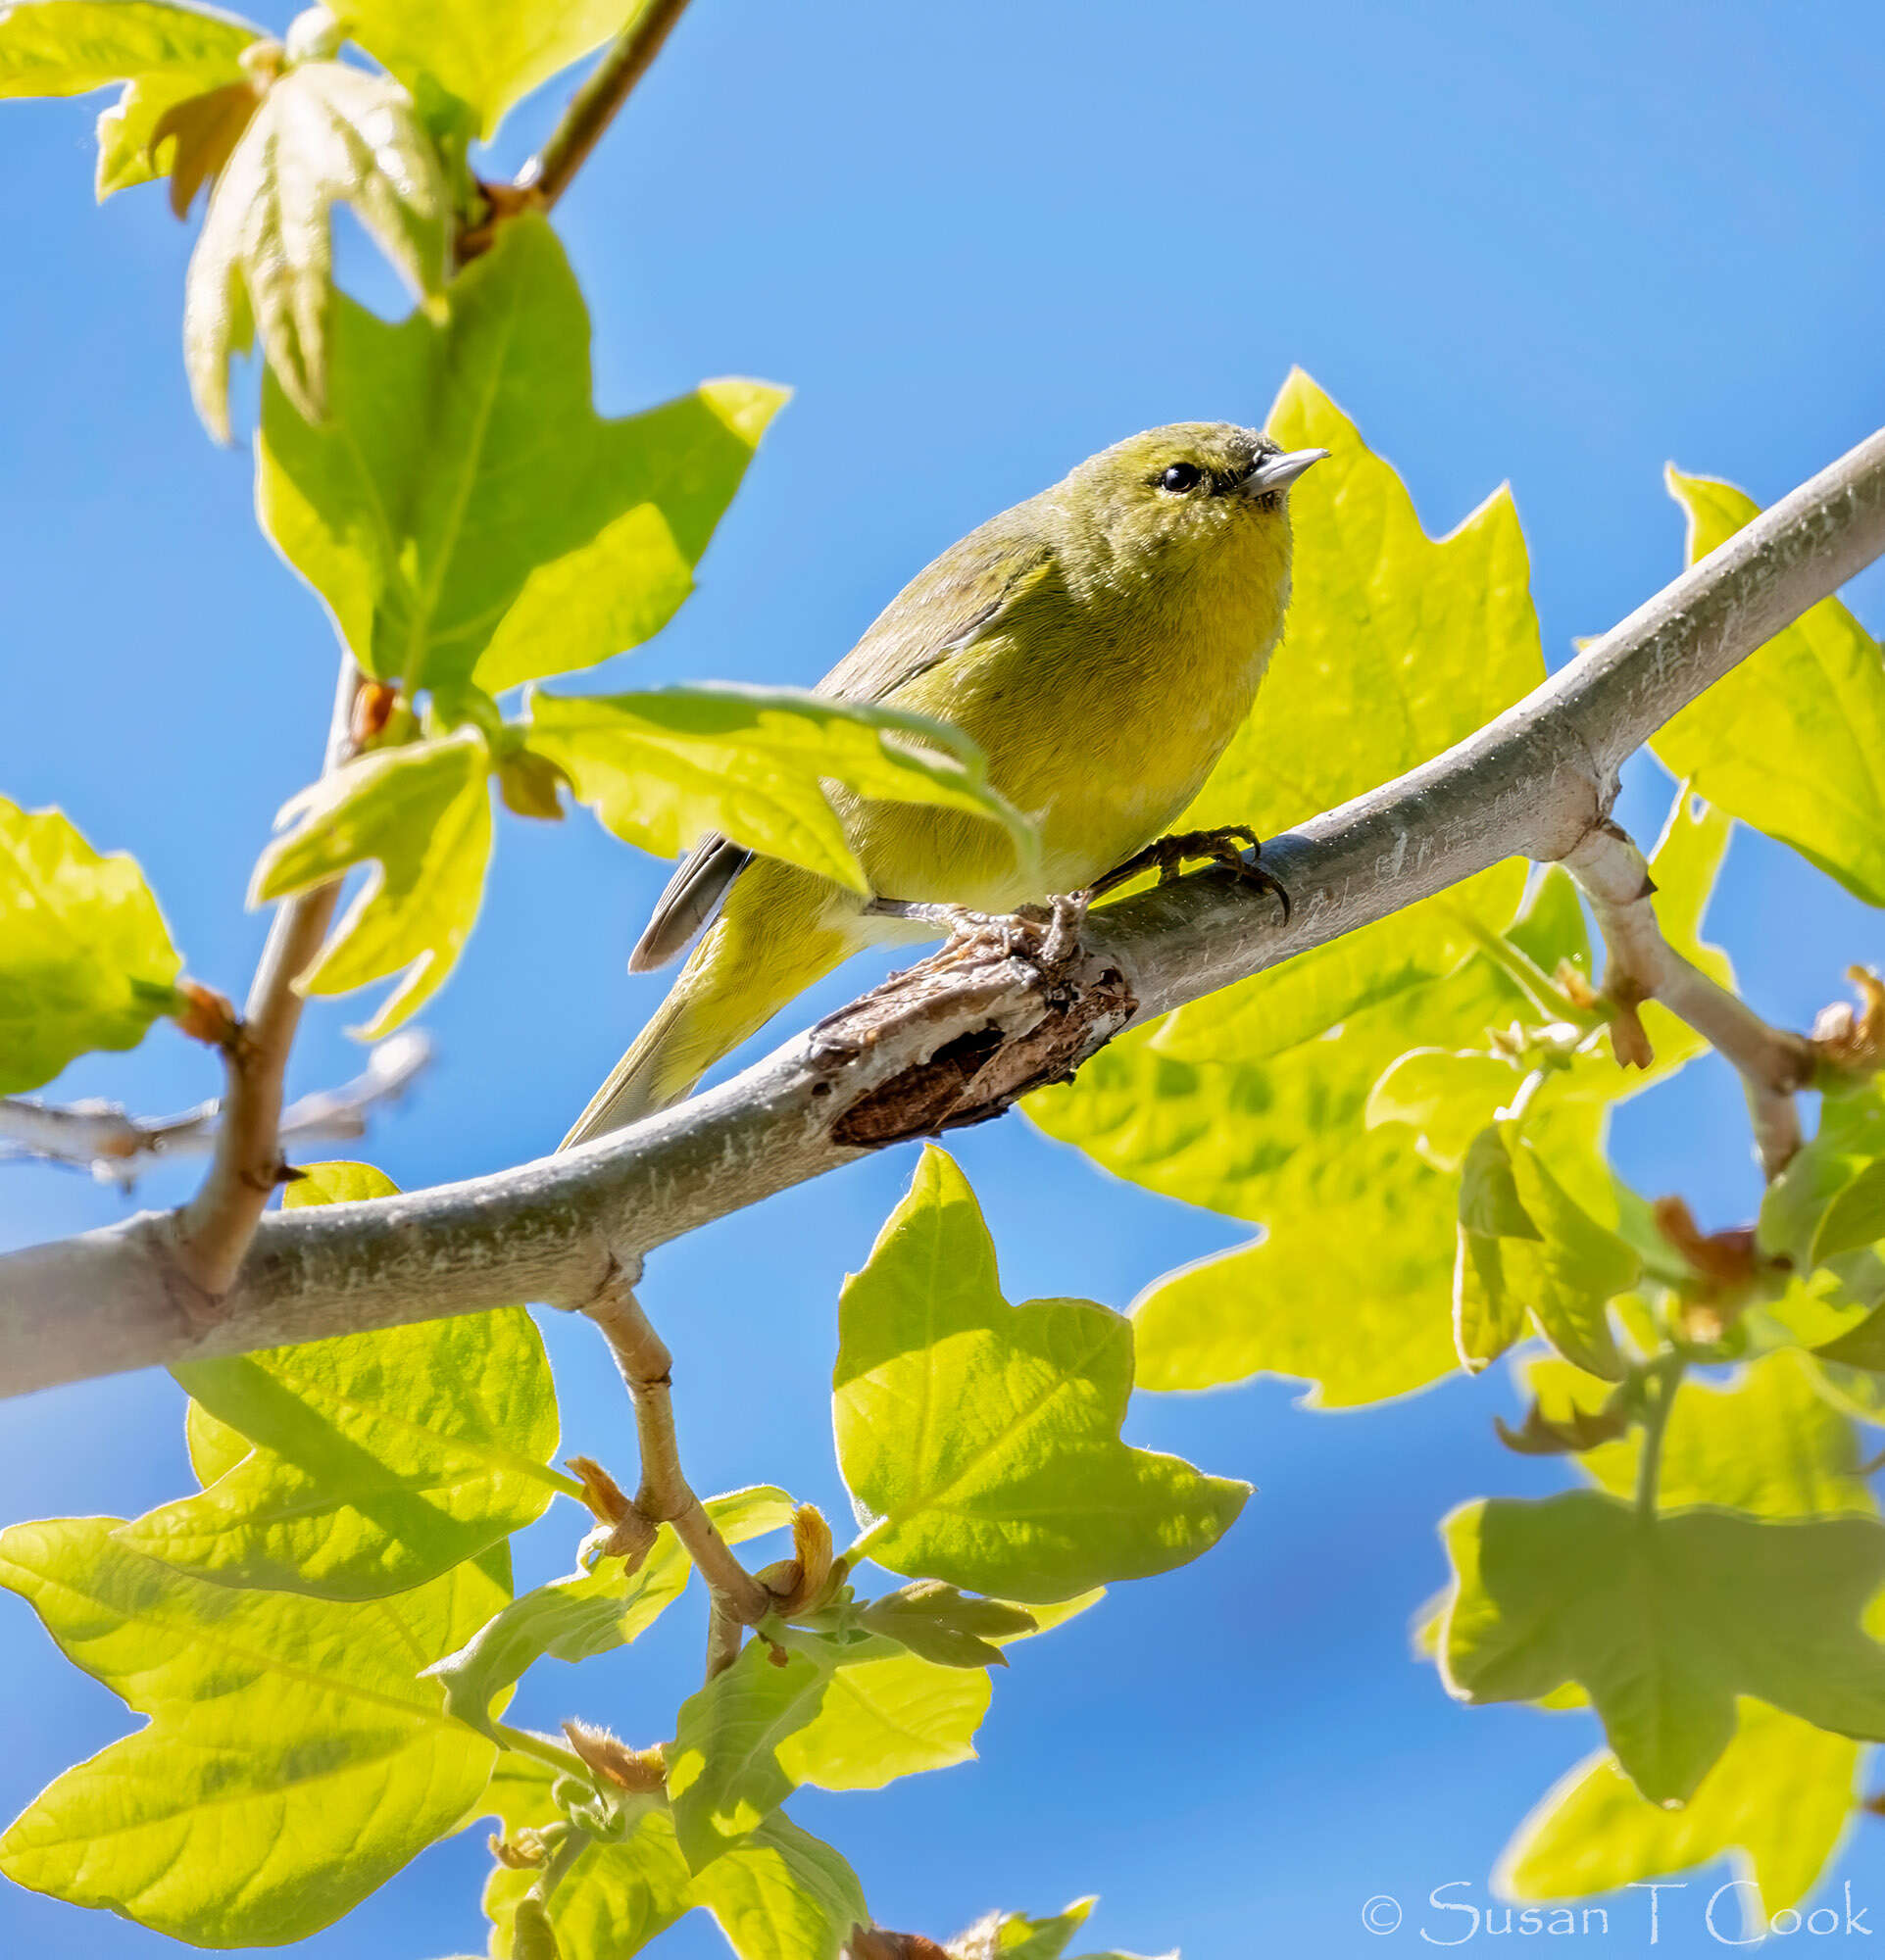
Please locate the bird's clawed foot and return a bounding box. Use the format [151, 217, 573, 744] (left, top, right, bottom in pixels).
[863, 892, 1090, 974]
[1083, 824, 1290, 921]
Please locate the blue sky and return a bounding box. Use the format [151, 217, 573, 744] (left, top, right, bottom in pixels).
[3, 1, 1885, 1954]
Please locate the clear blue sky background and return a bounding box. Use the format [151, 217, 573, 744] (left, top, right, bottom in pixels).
[4, 2, 1885, 1954]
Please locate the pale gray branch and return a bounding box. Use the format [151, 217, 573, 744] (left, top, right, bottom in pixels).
[0, 1032, 432, 1185]
[4, 423, 1884, 1399]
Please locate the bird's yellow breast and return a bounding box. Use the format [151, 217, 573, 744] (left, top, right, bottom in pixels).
[838, 502, 1293, 911]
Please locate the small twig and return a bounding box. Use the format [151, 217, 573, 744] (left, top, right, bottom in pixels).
[583, 1265, 775, 1677]
[1564, 823, 1813, 1178]
[170, 658, 361, 1304]
[0, 1031, 431, 1184]
[514, 0, 694, 210]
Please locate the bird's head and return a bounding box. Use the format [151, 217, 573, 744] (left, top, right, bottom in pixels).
[1051, 421, 1328, 590]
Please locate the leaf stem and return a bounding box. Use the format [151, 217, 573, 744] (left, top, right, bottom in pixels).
[1633, 1352, 1687, 1524]
[494, 1723, 591, 1781]
[530, 1822, 591, 1903]
[516, 0, 695, 210]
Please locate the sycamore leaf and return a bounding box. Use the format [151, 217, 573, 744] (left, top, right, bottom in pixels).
[1441, 1492, 1885, 1804]
[259, 215, 785, 698]
[0, 0, 262, 198]
[1037, 951, 1574, 1407]
[1366, 1048, 1525, 1173]
[116, 1161, 562, 1597]
[426, 1487, 794, 1739]
[834, 1148, 1246, 1599]
[1761, 1090, 1885, 1272]
[531, 684, 1037, 896]
[483, 1786, 692, 1960]
[1499, 1129, 1635, 1382]
[667, 1627, 987, 1870]
[1151, 368, 1540, 1062]
[1653, 471, 1885, 906]
[482, 1787, 866, 1960]
[1520, 1350, 1874, 1519]
[344, 0, 651, 140]
[250, 731, 492, 1037]
[148, 70, 259, 215]
[1507, 863, 1591, 977]
[948, 1898, 1099, 1960]
[0, 796, 182, 1092]
[185, 55, 448, 439]
[856, 1580, 1037, 1669]
[0, 1518, 503, 1944]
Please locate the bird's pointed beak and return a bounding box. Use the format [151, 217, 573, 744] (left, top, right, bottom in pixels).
[1244, 447, 1331, 497]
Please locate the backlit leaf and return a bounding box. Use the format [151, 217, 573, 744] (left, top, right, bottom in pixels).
[258, 215, 784, 699]
[0, 1518, 502, 1944]
[119, 1161, 561, 1598]
[185, 56, 448, 439]
[0, 0, 261, 197]
[1497, 1699, 1858, 1927]
[1653, 471, 1885, 907]
[250, 731, 492, 1037]
[834, 1148, 1247, 1598]
[531, 684, 1037, 896]
[1441, 1492, 1885, 1804]
[0, 797, 181, 1093]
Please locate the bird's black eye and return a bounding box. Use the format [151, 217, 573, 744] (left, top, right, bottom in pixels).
[1160, 462, 1205, 494]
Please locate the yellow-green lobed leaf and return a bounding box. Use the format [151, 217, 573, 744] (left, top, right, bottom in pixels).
[0, 1519, 503, 1944]
[834, 1148, 1246, 1596]
[0, 0, 261, 197]
[250, 731, 493, 1037]
[258, 215, 786, 698]
[119, 1161, 563, 1598]
[0, 796, 182, 1092]
[531, 683, 1037, 896]
[185, 55, 449, 440]
[1653, 471, 1885, 907]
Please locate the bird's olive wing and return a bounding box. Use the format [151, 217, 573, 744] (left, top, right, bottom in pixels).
[818, 522, 1054, 708]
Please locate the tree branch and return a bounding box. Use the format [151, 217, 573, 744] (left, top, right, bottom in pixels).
[1564, 822, 1813, 1177]
[0, 1030, 431, 1184]
[168, 658, 359, 1305]
[582, 1266, 775, 1676]
[515, 0, 694, 211]
[4, 424, 1884, 1397]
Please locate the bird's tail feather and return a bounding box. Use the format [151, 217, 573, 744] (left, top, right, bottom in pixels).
[559, 981, 699, 1150]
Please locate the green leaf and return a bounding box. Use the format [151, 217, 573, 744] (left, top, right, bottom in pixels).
[185, 56, 448, 440]
[1506, 863, 1590, 977]
[484, 1794, 692, 1960]
[1522, 1351, 1875, 1518]
[951, 1897, 1099, 1960]
[855, 1580, 1037, 1669]
[116, 1161, 562, 1597]
[426, 1487, 794, 1739]
[0, 796, 182, 1093]
[1040, 952, 1569, 1406]
[1153, 368, 1541, 1060]
[0, 1517, 502, 1944]
[1761, 1090, 1885, 1271]
[258, 214, 785, 698]
[668, 1627, 987, 1870]
[1441, 1492, 1885, 1803]
[687, 1812, 870, 1960]
[1496, 1699, 1859, 1925]
[1499, 1129, 1635, 1382]
[1366, 1048, 1524, 1173]
[1653, 471, 1885, 907]
[834, 1147, 1247, 1599]
[531, 683, 1037, 896]
[484, 1791, 868, 1960]
[344, 0, 650, 140]
[0, 0, 261, 198]
[250, 731, 492, 1037]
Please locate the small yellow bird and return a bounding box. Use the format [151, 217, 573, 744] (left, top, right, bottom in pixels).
[563, 422, 1327, 1148]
